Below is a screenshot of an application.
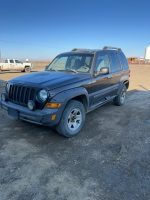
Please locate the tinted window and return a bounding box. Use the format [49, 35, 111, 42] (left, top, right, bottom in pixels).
[15, 60, 22, 64]
[96, 54, 110, 72]
[119, 53, 129, 69]
[110, 53, 121, 72]
[116, 54, 122, 70]
[10, 60, 14, 63]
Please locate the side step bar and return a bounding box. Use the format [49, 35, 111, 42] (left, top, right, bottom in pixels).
[87, 95, 116, 113]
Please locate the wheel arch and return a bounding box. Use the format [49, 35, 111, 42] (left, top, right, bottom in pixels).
[24, 65, 31, 68]
[117, 75, 129, 95]
[51, 87, 89, 112]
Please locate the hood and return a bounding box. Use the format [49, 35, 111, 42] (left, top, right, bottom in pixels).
[9, 71, 90, 90]
[23, 62, 31, 65]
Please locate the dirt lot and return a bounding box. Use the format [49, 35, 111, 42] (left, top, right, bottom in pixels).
[0, 65, 150, 200]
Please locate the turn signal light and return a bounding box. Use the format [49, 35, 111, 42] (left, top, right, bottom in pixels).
[45, 103, 62, 108]
[51, 115, 56, 120]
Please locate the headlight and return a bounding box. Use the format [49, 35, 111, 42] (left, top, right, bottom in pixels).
[37, 89, 48, 102]
[6, 83, 10, 93]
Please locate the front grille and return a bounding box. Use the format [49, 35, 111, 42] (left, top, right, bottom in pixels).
[9, 84, 36, 106]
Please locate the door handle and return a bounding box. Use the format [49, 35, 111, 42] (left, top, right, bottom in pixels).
[107, 75, 112, 79]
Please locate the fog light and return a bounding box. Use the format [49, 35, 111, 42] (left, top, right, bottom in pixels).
[28, 100, 36, 111]
[1, 93, 9, 101]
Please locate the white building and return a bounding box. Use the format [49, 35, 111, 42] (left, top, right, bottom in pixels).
[145, 45, 150, 62]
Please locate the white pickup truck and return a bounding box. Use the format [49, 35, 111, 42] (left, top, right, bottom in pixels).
[0, 59, 34, 73]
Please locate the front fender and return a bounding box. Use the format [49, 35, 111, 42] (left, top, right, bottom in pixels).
[50, 87, 89, 107]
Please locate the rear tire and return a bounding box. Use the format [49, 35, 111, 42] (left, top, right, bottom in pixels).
[25, 66, 31, 73]
[114, 85, 126, 106]
[56, 100, 85, 138]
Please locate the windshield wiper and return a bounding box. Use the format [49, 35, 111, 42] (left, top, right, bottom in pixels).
[65, 68, 78, 73]
[49, 68, 58, 72]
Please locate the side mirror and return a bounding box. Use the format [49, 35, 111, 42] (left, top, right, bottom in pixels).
[45, 65, 48, 70]
[94, 67, 109, 77]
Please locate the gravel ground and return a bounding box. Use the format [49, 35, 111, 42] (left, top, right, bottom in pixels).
[0, 65, 150, 200]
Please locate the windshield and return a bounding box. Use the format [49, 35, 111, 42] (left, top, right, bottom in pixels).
[47, 54, 94, 73]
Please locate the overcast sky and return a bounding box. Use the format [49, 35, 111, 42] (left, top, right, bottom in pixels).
[0, 0, 150, 61]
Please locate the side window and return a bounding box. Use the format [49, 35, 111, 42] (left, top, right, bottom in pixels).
[116, 54, 122, 70]
[10, 60, 14, 63]
[119, 53, 129, 69]
[109, 53, 121, 72]
[96, 54, 110, 72]
[15, 60, 22, 64]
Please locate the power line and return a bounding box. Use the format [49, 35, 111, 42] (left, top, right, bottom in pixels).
[0, 40, 70, 50]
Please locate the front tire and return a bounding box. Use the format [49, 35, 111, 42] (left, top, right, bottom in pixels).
[56, 100, 85, 137]
[114, 85, 127, 106]
[25, 66, 31, 73]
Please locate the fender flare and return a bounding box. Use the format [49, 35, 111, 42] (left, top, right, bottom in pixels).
[117, 75, 129, 95]
[51, 87, 89, 107]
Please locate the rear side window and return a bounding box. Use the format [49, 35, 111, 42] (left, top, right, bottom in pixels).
[10, 60, 14, 63]
[116, 54, 122, 69]
[119, 53, 129, 69]
[110, 53, 121, 72]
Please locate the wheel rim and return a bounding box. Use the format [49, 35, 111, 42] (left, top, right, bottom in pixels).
[26, 67, 30, 72]
[67, 108, 82, 131]
[120, 88, 126, 103]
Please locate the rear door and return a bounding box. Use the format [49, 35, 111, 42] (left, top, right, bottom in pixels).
[108, 52, 123, 95]
[89, 53, 113, 106]
[9, 59, 15, 70]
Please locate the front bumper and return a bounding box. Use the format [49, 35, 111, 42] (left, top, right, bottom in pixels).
[31, 64, 34, 69]
[0, 98, 63, 126]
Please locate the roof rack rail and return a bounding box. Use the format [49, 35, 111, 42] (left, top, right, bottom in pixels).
[71, 48, 90, 52]
[103, 46, 122, 51]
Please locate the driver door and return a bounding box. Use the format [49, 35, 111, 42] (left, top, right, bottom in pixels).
[14, 60, 24, 70]
[89, 53, 113, 106]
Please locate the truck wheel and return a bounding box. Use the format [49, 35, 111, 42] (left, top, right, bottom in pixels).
[56, 100, 85, 137]
[114, 85, 126, 106]
[0, 67, 2, 73]
[25, 66, 31, 73]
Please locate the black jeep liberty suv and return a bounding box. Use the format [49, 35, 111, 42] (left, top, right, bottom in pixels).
[0, 46, 130, 137]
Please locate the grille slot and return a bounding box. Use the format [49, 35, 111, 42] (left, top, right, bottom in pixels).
[9, 85, 36, 106]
